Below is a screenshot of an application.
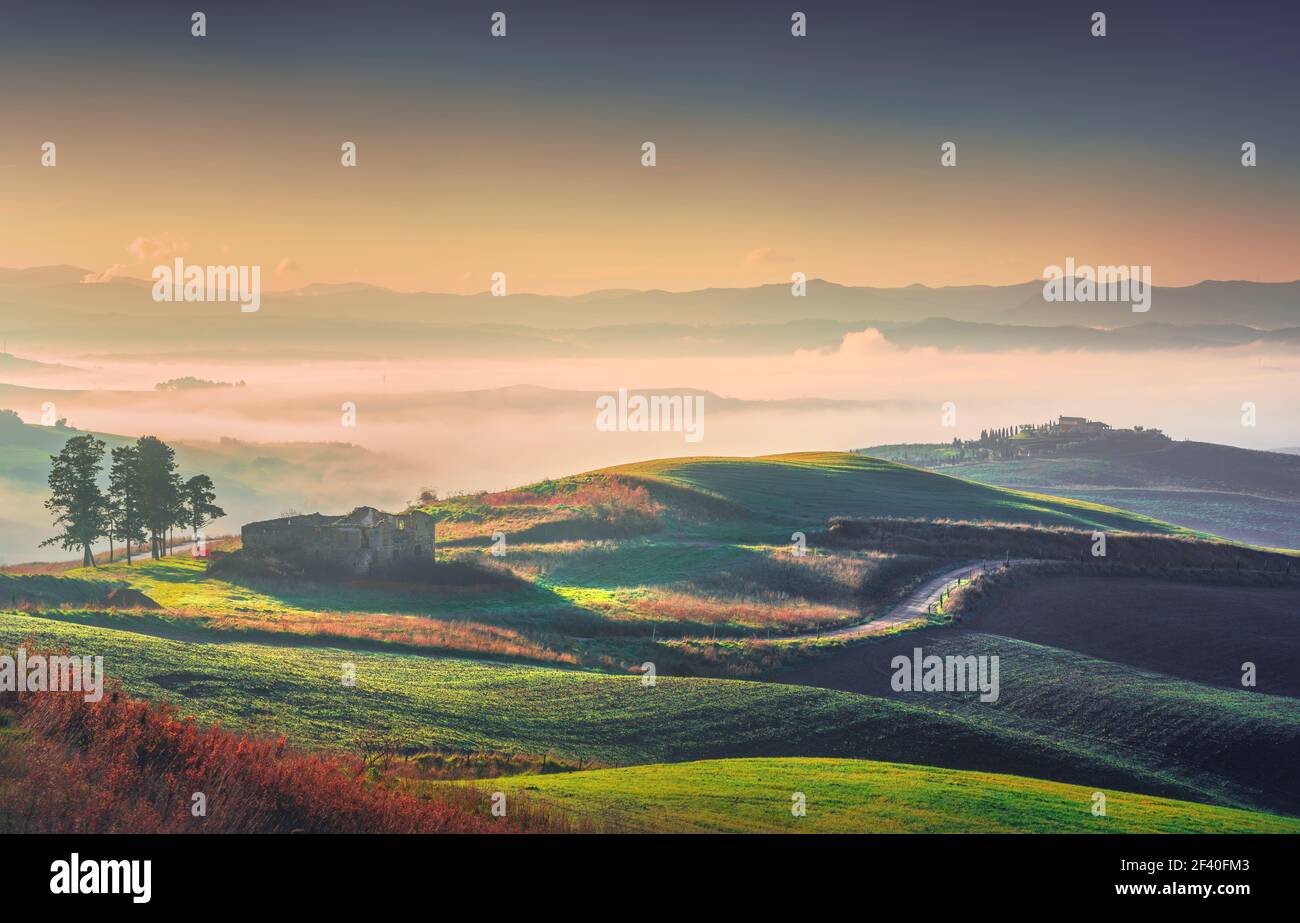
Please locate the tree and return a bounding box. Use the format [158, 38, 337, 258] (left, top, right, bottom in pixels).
[108, 444, 148, 565]
[42, 435, 107, 566]
[135, 436, 182, 560]
[180, 474, 225, 543]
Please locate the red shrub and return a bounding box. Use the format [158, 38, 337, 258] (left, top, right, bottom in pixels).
[481, 478, 663, 522]
[0, 683, 508, 834]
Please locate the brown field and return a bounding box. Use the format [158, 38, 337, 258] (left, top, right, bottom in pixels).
[826, 517, 1300, 571]
[775, 572, 1300, 815]
[781, 573, 1300, 698]
[948, 574, 1300, 696]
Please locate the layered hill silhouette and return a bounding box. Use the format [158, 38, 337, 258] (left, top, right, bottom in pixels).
[4, 269, 1298, 361]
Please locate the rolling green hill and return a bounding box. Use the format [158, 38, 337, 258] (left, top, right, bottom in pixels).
[2, 605, 1295, 817]
[778, 630, 1300, 815]
[859, 438, 1300, 549]
[604, 452, 1192, 537]
[0, 572, 130, 607]
[4, 450, 1294, 832]
[470, 757, 1300, 834]
[0, 612, 1124, 782]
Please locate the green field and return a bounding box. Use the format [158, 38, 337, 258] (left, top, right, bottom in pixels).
[470, 757, 1300, 834]
[857, 442, 1300, 550]
[605, 452, 1191, 538]
[55, 554, 578, 627]
[41, 543, 870, 650]
[779, 631, 1300, 816]
[3, 452, 1294, 833]
[0, 572, 130, 607]
[2, 607, 1293, 817]
[0, 611, 1104, 774]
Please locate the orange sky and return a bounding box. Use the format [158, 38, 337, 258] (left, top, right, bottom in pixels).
[3, 95, 1298, 294]
[3, 4, 1298, 295]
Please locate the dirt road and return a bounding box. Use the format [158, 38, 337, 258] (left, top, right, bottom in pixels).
[821, 559, 1034, 639]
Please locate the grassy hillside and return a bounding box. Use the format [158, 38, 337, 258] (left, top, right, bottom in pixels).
[1019, 487, 1300, 551]
[5, 450, 1295, 832]
[860, 439, 1300, 549]
[37, 548, 903, 669]
[7, 598, 1300, 818]
[603, 453, 1190, 538]
[2, 610, 1280, 813]
[56, 554, 571, 625]
[0, 572, 130, 607]
[779, 630, 1300, 815]
[470, 757, 1300, 834]
[0, 611, 1093, 771]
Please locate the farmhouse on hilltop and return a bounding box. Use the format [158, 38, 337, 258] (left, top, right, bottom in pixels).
[1056, 415, 1111, 435]
[241, 506, 435, 574]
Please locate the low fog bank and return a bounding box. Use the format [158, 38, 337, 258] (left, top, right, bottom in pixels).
[6, 330, 1297, 449]
[4, 331, 1297, 563]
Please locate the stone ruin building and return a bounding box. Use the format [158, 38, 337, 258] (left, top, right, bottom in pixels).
[241, 506, 435, 574]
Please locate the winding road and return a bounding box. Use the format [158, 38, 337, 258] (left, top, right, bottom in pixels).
[821, 559, 1036, 639]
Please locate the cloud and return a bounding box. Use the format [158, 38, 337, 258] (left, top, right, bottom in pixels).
[127, 233, 186, 262]
[810, 327, 894, 359]
[81, 264, 131, 284]
[275, 257, 300, 274]
[744, 247, 793, 266]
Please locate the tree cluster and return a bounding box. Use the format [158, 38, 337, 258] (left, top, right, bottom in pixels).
[43, 434, 225, 566]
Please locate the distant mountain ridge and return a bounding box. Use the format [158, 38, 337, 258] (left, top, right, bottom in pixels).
[4, 267, 1298, 330]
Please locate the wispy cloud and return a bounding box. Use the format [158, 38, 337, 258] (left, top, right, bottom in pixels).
[127, 233, 187, 262]
[81, 264, 131, 284]
[744, 247, 792, 267]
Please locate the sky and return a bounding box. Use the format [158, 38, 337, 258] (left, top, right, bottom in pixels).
[2, 0, 1299, 293]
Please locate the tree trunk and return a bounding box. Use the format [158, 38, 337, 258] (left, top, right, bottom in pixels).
[108, 531, 114, 564]
[83, 544, 93, 567]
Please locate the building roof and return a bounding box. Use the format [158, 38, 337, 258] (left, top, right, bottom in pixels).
[336, 506, 384, 527]
[245, 506, 430, 532]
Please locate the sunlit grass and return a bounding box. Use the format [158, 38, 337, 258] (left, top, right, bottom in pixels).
[461, 757, 1300, 833]
[605, 452, 1191, 537]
